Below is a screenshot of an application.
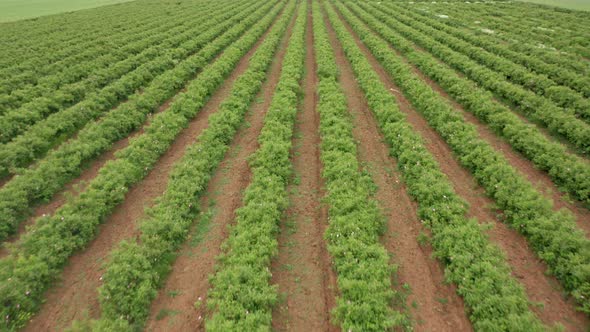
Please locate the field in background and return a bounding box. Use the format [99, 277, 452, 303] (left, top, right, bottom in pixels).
[520, 0, 590, 11]
[0, 0, 134, 22]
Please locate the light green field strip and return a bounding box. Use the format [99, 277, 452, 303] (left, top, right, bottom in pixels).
[518, 0, 590, 12]
[0, 0, 135, 22]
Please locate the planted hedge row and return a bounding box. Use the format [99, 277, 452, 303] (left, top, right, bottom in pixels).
[0, 0, 259, 179]
[206, 2, 305, 330]
[0, 2, 220, 113]
[362, 2, 590, 155]
[93, 2, 297, 330]
[347, 3, 590, 205]
[0, 0, 275, 243]
[376, 2, 590, 123]
[325, 3, 546, 330]
[0, 2, 284, 330]
[390, 3, 590, 100]
[334, 1, 590, 315]
[312, 3, 407, 330]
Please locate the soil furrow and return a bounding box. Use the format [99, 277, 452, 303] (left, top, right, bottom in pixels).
[143, 10, 298, 331]
[323, 9, 472, 332]
[333, 7, 589, 331]
[21, 21, 272, 331]
[270, 3, 337, 330]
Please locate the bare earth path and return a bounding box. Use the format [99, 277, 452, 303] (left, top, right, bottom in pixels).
[271, 3, 338, 331]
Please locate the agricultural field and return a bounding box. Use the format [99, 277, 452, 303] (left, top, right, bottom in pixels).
[0, 0, 589, 331]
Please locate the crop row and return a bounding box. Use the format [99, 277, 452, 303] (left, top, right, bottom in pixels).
[376, 3, 590, 124]
[498, 12, 590, 58]
[439, 2, 590, 58]
[365, 2, 590, 155]
[0, 0, 275, 243]
[0, 2, 216, 113]
[206, 2, 304, 330]
[0, 6, 198, 109]
[493, 2, 590, 34]
[0, 5, 191, 97]
[0, 3, 283, 329]
[409, 3, 590, 76]
[0, 0, 211, 93]
[324, 2, 545, 330]
[0, 0, 259, 179]
[475, 2, 590, 38]
[335, 1, 590, 314]
[313, 3, 407, 330]
[508, 6, 590, 40]
[0, 5, 233, 143]
[389, 3, 590, 100]
[93, 2, 296, 330]
[485, 2, 590, 39]
[0, 0, 171, 71]
[348, 3, 590, 206]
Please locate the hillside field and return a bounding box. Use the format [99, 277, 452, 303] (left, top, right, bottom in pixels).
[0, 0, 590, 331]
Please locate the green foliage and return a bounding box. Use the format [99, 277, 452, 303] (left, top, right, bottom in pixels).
[0, 2, 283, 330]
[338, 0, 590, 316]
[340, 0, 590, 315]
[352, 1, 590, 205]
[0, 0, 260, 178]
[415, 1, 590, 67]
[416, 232, 430, 246]
[358, 2, 590, 155]
[0, 0, 274, 243]
[206, 2, 306, 330]
[97, 0, 294, 327]
[0, 9, 197, 143]
[380, 3, 590, 120]
[391, 2, 590, 99]
[326, 2, 546, 330]
[312, 3, 408, 330]
[0, 2, 218, 108]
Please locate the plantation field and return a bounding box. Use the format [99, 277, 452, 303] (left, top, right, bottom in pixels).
[0, 0, 134, 22]
[0, 0, 589, 331]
